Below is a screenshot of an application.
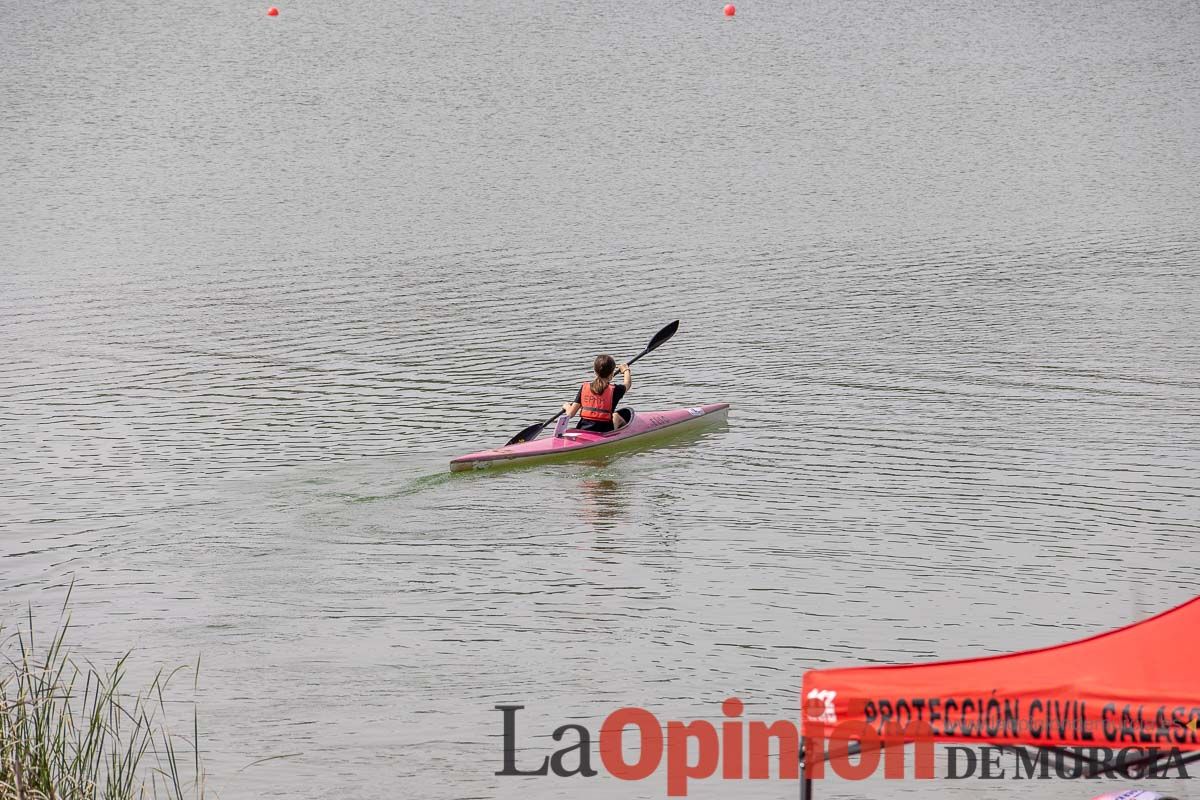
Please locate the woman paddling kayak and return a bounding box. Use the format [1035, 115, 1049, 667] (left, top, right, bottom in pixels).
[560, 355, 632, 433]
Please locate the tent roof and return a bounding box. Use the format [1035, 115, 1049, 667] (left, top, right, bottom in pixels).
[801, 595, 1200, 749]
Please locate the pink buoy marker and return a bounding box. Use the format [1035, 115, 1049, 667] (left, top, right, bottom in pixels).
[723, 4, 736, 16]
[267, 6, 279, 15]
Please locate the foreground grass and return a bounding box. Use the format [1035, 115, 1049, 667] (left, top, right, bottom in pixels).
[0, 603, 204, 800]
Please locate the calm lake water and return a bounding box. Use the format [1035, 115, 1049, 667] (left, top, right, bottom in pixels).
[3, 0, 1198, 797]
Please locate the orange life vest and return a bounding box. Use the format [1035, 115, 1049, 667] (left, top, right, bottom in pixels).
[579, 382, 615, 422]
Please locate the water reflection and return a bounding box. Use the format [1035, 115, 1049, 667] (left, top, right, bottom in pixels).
[576, 477, 625, 531]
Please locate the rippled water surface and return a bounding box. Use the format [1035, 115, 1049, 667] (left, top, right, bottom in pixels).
[3, 0, 1199, 797]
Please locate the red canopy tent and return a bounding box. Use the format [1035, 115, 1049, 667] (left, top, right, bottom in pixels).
[798, 595, 1200, 798]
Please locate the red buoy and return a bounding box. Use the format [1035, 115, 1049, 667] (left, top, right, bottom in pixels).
[267, 6, 279, 15]
[723, 4, 736, 16]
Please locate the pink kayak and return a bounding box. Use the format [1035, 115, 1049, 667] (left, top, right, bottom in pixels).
[449, 403, 730, 472]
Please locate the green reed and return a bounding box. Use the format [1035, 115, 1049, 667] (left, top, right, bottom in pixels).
[0, 601, 204, 800]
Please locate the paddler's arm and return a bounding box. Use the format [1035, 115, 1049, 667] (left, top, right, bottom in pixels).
[611, 365, 632, 429]
[562, 386, 583, 418]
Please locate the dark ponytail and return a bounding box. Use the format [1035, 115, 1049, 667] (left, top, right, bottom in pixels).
[590, 354, 616, 394]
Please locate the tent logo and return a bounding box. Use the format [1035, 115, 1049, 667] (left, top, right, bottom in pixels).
[805, 689, 838, 724]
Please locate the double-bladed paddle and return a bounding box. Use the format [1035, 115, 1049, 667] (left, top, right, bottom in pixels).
[504, 320, 680, 446]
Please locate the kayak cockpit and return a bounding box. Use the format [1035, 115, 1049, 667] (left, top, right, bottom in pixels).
[559, 409, 637, 440]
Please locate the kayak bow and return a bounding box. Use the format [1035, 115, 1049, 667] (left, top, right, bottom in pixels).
[450, 403, 730, 472]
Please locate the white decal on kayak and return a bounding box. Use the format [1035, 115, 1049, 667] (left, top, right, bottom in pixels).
[687, 407, 704, 417]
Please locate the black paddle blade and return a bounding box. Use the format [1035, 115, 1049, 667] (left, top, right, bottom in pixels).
[506, 422, 547, 447]
[647, 320, 679, 353]
[625, 320, 680, 368]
